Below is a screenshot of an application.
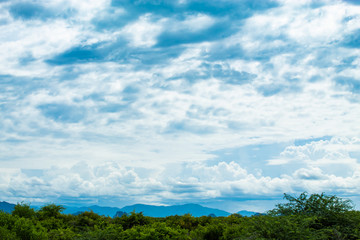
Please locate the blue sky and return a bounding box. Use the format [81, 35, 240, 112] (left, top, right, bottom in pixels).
[1, 0, 360, 212]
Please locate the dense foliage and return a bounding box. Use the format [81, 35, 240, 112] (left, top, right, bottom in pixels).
[1, 193, 360, 240]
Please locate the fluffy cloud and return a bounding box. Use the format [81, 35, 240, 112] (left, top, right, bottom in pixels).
[269, 137, 360, 167]
[1, 137, 360, 211]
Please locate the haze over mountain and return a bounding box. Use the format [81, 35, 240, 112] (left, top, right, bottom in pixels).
[237, 210, 260, 217]
[118, 203, 231, 217]
[0, 201, 15, 214]
[62, 205, 123, 217]
[0, 201, 259, 218]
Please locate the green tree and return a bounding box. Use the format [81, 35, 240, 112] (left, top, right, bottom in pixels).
[12, 202, 36, 219]
[190, 223, 224, 240]
[113, 211, 150, 230]
[0, 211, 17, 230]
[37, 204, 65, 219]
[13, 217, 47, 240]
[177, 214, 198, 231]
[47, 228, 79, 240]
[269, 192, 354, 217]
[0, 226, 19, 240]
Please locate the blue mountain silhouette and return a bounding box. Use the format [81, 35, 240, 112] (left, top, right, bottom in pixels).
[0, 201, 15, 213]
[118, 203, 231, 217]
[0, 201, 260, 218]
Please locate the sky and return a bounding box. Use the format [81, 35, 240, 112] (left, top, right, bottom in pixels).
[0, 0, 360, 213]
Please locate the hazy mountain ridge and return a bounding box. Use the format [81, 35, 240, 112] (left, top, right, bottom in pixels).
[237, 210, 261, 217]
[0, 201, 15, 213]
[119, 203, 231, 217]
[0, 201, 259, 217]
[62, 205, 121, 217]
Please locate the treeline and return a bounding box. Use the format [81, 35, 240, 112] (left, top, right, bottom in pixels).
[1, 192, 360, 239]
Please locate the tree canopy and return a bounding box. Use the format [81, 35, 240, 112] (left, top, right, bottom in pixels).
[1, 192, 359, 240]
[269, 192, 354, 216]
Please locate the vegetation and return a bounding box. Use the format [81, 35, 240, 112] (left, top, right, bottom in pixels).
[1, 192, 360, 239]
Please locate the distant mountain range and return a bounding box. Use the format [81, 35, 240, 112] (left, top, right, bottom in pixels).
[237, 210, 261, 217]
[118, 203, 230, 217]
[62, 205, 122, 217]
[0, 201, 15, 213]
[0, 201, 259, 217]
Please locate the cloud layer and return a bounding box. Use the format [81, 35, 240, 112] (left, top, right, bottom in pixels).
[1, 0, 360, 211]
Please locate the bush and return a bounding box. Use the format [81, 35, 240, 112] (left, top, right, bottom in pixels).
[0, 226, 19, 240]
[13, 217, 47, 240]
[12, 203, 36, 219]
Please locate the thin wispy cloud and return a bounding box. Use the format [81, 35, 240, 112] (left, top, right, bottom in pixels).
[0, 0, 360, 212]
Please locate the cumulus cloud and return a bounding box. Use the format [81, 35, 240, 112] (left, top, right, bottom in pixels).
[269, 137, 360, 166]
[0, 161, 290, 204]
[2, 135, 360, 210]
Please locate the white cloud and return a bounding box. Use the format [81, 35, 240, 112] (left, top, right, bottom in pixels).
[287, 6, 347, 44]
[1, 153, 360, 209]
[122, 14, 164, 47]
[268, 137, 360, 182]
[242, 0, 360, 50]
[293, 167, 327, 180]
[169, 13, 216, 32]
[46, 0, 111, 21]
